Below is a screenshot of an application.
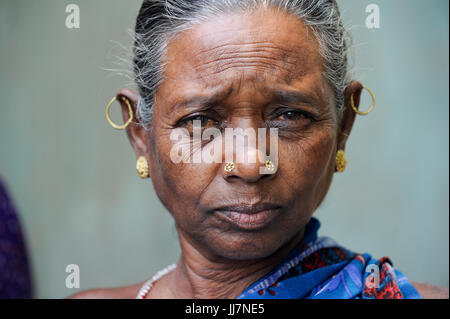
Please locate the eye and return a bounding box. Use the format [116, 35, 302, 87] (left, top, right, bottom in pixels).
[272, 108, 314, 121]
[276, 110, 309, 121]
[178, 114, 220, 130]
[267, 108, 315, 130]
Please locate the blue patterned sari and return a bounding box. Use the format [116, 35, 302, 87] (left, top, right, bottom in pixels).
[237, 218, 422, 299]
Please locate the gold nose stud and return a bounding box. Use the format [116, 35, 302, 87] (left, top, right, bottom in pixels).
[265, 160, 275, 172]
[224, 162, 235, 172]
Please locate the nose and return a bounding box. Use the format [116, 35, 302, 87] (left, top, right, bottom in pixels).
[222, 127, 277, 183]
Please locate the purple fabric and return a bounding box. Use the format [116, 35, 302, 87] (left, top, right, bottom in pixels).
[0, 179, 32, 298]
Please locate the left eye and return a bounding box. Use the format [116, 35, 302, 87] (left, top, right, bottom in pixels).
[276, 110, 309, 121]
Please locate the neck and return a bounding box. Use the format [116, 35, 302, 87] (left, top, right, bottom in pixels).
[168, 229, 305, 299]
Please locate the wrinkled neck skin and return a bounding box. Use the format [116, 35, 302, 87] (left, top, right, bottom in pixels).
[163, 227, 305, 299]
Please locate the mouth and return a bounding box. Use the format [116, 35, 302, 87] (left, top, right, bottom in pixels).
[213, 203, 282, 230]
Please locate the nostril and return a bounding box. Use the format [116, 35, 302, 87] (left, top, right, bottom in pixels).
[223, 161, 276, 183]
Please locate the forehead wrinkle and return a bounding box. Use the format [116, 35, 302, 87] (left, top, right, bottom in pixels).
[196, 46, 299, 67]
[194, 48, 301, 76]
[194, 40, 282, 56]
[163, 16, 323, 85]
[176, 37, 319, 86]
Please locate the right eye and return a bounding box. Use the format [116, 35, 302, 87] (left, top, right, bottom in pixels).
[179, 114, 220, 130]
[188, 115, 213, 127]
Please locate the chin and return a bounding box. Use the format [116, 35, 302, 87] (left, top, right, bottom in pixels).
[204, 231, 289, 261]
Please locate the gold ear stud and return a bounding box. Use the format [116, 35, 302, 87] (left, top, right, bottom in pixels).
[136, 156, 149, 179]
[335, 150, 347, 173]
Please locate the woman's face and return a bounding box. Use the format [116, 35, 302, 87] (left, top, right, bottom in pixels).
[131, 8, 357, 260]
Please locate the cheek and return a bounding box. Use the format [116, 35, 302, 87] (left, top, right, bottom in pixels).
[280, 126, 336, 192]
[148, 131, 216, 221]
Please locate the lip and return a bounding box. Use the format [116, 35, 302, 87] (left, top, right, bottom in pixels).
[213, 203, 281, 230]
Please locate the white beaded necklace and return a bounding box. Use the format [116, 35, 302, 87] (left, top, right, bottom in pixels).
[136, 264, 177, 299]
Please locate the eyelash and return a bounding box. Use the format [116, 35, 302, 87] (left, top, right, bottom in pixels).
[178, 114, 220, 128]
[272, 109, 314, 121]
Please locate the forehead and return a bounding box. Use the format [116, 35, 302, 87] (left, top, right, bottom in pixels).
[158, 8, 326, 105]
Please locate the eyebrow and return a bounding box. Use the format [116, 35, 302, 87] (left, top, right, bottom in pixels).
[171, 86, 234, 112]
[269, 89, 317, 107]
[171, 86, 319, 112]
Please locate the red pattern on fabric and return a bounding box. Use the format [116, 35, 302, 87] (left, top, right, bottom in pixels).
[363, 257, 404, 299]
[302, 251, 331, 273]
[301, 247, 352, 273]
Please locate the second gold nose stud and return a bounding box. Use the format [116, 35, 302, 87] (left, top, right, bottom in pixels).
[264, 160, 275, 172]
[223, 160, 275, 172]
[224, 162, 235, 172]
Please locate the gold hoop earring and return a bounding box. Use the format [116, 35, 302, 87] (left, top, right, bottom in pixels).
[106, 96, 133, 130]
[136, 156, 149, 179]
[351, 85, 375, 116]
[335, 150, 347, 173]
[224, 162, 235, 172]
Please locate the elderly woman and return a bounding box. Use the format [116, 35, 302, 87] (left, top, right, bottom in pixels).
[74, 0, 446, 299]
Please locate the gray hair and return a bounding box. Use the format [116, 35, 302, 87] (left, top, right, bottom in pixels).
[133, 0, 351, 128]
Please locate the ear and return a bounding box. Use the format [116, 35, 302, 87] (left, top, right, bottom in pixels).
[337, 81, 363, 151]
[115, 88, 152, 178]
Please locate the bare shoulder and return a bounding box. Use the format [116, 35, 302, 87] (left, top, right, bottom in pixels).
[411, 281, 449, 299]
[67, 282, 145, 299]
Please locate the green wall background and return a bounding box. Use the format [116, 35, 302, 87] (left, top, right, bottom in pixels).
[0, 0, 448, 298]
